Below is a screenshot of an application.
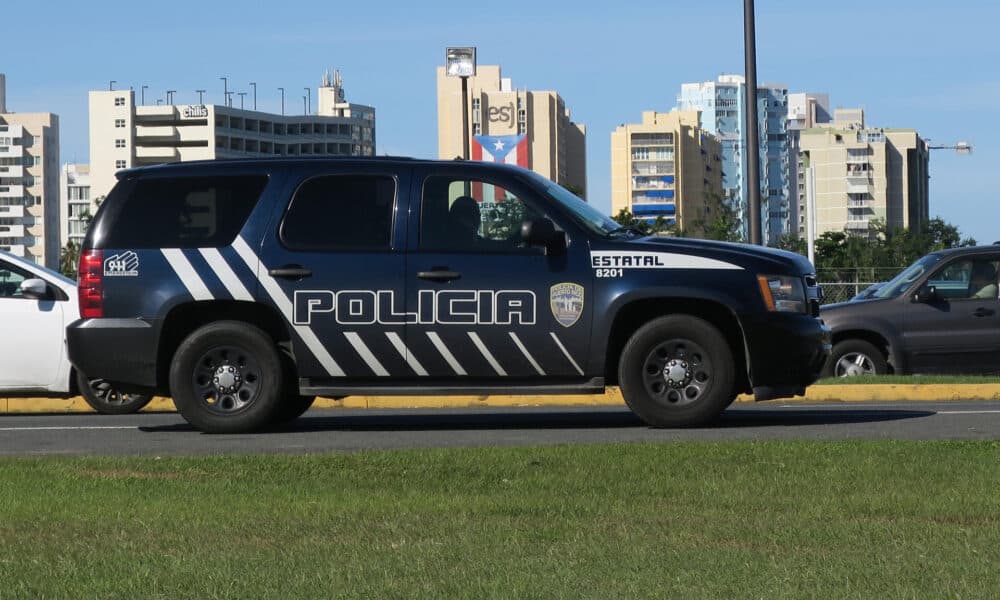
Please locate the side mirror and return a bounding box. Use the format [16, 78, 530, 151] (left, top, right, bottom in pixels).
[19, 278, 50, 300]
[521, 218, 566, 255]
[913, 285, 938, 303]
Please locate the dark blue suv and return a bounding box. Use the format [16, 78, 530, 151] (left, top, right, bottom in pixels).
[67, 158, 830, 433]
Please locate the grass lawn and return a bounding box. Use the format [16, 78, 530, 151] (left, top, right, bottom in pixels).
[1, 442, 998, 598]
[815, 375, 1000, 385]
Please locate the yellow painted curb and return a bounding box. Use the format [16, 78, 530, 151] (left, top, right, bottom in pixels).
[4, 384, 1000, 414]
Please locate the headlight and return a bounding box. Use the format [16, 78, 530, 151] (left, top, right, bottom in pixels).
[757, 274, 806, 313]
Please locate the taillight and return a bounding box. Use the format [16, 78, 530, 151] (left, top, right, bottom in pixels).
[78, 249, 104, 319]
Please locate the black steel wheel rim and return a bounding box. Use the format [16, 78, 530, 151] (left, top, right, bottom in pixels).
[641, 338, 713, 406]
[89, 379, 139, 406]
[191, 345, 263, 415]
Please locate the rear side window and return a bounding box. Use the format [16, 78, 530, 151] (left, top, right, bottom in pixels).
[101, 175, 267, 248]
[280, 175, 396, 251]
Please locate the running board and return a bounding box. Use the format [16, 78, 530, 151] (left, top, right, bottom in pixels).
[301, 377, 605, 397]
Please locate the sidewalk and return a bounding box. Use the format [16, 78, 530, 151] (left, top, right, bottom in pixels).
[4, 384, 1000, 414]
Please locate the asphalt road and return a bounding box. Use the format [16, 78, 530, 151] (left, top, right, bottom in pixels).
[0, 401, 998, 456]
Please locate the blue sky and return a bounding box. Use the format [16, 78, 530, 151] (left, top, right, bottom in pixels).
[4, 0, 998, 245]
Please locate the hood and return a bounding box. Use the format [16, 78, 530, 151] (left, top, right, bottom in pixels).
[617, 236, 815, 275]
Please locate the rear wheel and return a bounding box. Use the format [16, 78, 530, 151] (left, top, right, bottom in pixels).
[618, 315, 736, 427]
[77, 372, 154, 415]
[169, 321, 284, 433]
[822, 339, 887, 377]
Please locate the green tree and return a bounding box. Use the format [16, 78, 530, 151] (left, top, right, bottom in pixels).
[59, 241, 80, 279]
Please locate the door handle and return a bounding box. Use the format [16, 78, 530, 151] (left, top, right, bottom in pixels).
[268, 265, 313, 280]
[417, 269, 462, 282]
[973, 307, 995, 317]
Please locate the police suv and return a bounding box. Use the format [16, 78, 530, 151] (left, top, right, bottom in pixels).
[67, 158, 830, 433]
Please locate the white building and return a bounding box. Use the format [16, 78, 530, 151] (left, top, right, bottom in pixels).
[0, 73, 61, 268]
[60, 163, 91, 247]
[89, 70, 375, 199]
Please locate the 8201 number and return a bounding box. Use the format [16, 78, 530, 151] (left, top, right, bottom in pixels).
[595, 268, 623, 278]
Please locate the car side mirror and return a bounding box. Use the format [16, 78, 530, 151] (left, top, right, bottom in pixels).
[913, 285, 938, 303]
[521, 218, 566, 255]
[19, 278, 50, 300]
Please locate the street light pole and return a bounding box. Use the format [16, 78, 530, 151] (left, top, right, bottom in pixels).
[195, 89, 205, 104]
[141, 85, 148, 105]
[238, 92, 247, 110]
[445, 47, 477, 160]
[166, 90, 176, 105]
[744, 0, 762, 246]
[278, 88, 285, 115]
[250, 82, 257, 110]
[220, 76, 228, 106]
[304, 87, 311, 115]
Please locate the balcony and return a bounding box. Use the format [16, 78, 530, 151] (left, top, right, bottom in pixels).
[0, 165, 23, 178]
[848, 198, 871, 208]
[0, 224, 25, 237]
[135, 146, 179, 160]
[845, 220, 870, 231]
[0, 244, 25, 255]
[0, 184, 24, 198]
[0, 145, 24, 158]
[136, 125, 179, 141]
[0, 204, 24, 218]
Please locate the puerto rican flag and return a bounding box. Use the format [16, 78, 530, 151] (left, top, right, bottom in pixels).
[471, 134, 529, 201]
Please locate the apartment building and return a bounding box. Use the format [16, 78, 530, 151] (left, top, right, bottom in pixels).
[0, 74, 61, 268]
[610, 111, 723, 236]
[676, 75, 790, 244]
[798, 109, 929, 237]
[89, 70, 375, 199]
[60, 163, 91, 247]
[437, 64, 587, 197]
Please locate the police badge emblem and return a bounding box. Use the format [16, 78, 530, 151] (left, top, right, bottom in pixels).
[550, 283, 584, 328]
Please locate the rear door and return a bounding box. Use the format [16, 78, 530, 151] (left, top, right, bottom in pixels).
[257, 166, 411, 383]
[403, 166, 593, 381]
[903, 255, 1000, 374]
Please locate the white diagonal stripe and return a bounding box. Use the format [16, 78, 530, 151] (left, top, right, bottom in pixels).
[161, 249, 213, 300]
[232, 236, 345, 377]
[344, 332, 389, 377]
[386, 332, 428, 376]
[468, 332, 507, 376]
[549, 332, 584, 376]
[509, 332, 545, 376]
[199, 248, 253, 301]
[427, 332, 466, 375]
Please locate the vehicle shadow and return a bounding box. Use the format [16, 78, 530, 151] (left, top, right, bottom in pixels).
[137, 406, 936, 434]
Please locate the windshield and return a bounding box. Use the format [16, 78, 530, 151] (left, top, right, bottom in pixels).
[873, 253, 943, 299]
[528, 173, 623, 237]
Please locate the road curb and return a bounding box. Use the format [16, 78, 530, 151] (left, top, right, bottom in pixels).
[3, 384, 1000, 414]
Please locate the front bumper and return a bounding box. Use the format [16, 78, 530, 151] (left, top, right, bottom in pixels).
[741, 313, 831, 400]
[66, 318, 160, 389]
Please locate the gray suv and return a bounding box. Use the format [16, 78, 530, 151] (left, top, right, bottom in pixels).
[820, 245, 1000, 376]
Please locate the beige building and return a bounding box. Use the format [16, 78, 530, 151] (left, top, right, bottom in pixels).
[0, 74, 61, 268]
[89, 70, 375, 200]
[60, 163, 91, 247]
[437, 65, 587, 197]
[610, 110, 723, 236]
[798, 109, 929, 237]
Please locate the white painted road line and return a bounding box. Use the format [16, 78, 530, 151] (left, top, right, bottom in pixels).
[0, 426, 138, 432]
[935, 410, 1000, 415]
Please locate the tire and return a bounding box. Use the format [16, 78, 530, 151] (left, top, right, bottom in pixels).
[77, 371, 154, 415]
[618, 315, 736, 427]
[272, 395, 316, 424]
[169, 321, 284, 433]
[822, 339, 887, 378]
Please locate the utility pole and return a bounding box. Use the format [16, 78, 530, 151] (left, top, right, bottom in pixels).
[744, 0, 762, 245]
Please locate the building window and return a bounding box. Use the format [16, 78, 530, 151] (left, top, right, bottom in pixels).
[115, 139, 127, 148]
[115, 119, 126, 128]
[115, 160, 127, 169]
[114, 97, 126, 106]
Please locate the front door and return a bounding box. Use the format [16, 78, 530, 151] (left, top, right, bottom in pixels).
[403, 168, 592, 382]
[259, 168, 410, 382]
[903, 255, 1000, 374]
[0, 259, 65, 389]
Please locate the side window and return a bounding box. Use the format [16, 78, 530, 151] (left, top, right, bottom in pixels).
[420, 176, 542, 252]
[103, 175, 267, 248]
[281, 175, 395, 251]
[0, 261, 30, 299]
[928, 258, 999, 300]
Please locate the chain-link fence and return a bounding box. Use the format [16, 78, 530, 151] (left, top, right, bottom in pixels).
[816, 268, 905, 305]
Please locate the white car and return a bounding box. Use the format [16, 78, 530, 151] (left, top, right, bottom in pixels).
[0, 249, 152, 413]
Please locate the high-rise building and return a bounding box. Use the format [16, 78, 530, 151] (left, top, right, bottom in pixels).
[676, 75, 790, 244]
[437, 64, 587, 197]
[0, 74, 61, 268]
[60, 163, 91, 247]
[89, 70, 375, 199]
[798, 109, 929, 237]
[787, 92, 832, 237]
[610, 111, 723, 236]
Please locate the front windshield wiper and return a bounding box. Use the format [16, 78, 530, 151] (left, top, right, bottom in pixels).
[607, 225, 646, 238]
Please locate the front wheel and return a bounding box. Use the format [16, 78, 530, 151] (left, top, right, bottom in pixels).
[618, 315, 736, 427]
[822, 339, 887, 378]
[169, 321, 284, 433]
[77, 372, 154, 415]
